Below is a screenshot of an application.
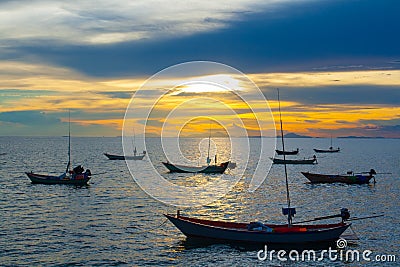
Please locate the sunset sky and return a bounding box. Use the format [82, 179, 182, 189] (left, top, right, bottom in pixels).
[0, 0, 399, 137]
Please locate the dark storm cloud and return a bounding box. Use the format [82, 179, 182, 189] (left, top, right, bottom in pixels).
[262, 85, 400, 106]
[5, 0, 400, 77]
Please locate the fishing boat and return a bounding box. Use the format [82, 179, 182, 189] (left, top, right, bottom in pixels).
[25, 112, 91, 185]
[26, 167, 91, 185]
[301, 169, 376, 184]
[275, 148, 299, 155]
[271, 98, 316, 164]
[104, 131, 146, 160]
[313, 147, 340, 153]
[165, 211, 350, 245]
[162, 161, 229, 174]
[271, 156, 317, 165]
[314, 136, 340, 153]
[104, 151, 146, 160]
[165, 89, 351, 246]
[162, 123, 229, 174]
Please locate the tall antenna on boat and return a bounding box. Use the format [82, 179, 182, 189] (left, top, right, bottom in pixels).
[206, 121, 212, 165]
[133, 127, 137, 156]
[66, 109, 71, 173]
[277, 89, 292, 226]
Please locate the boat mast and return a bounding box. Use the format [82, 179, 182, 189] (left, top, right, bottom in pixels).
[66, 110, 71, 173]
[277, 89, 292, 226]
[133, 128, 137, 156]
[206, 122, 212, 165]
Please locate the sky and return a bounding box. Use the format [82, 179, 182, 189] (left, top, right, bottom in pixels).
[0, 0, 399, 137]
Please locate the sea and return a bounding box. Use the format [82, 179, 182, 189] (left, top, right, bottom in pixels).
[0, 136, 399, 266]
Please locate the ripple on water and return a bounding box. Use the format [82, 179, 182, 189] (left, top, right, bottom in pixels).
[0, 137, 399, 266]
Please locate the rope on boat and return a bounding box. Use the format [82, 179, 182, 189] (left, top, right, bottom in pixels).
[145, 218, 169, 232]
[292, 213, 384, 224]
[346, 214, 384, 221]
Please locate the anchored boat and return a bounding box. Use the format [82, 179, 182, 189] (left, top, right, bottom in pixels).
[162, 122, 229, 174]
[25, 111, 91, 185]
[275, 148, 299, 155]
[162, 161, 229, 174]
[104, 151, 146, 160]
[302, 169, 377, 184]
[271, 157, 317, 165]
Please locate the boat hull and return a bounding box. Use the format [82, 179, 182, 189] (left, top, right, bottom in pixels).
[104, 153, 145, 160]
[165, 214, 350, 245]
[162, 161, 229, 174]
[26, 172, 90, 185]
[302, 172, 373, 184]
[313, 148, 340, 153]
[271, 158, 317, 164]
[275, 149, 299, 155]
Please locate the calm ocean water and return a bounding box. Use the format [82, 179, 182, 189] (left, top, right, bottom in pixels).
[0, 137, 399, 266]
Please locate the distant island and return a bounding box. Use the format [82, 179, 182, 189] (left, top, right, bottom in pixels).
[338, 136, 385, 139]
[277, 133, 313, 138]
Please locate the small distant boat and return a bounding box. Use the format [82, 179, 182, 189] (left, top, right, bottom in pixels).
[162, 161, 229, 174]
[302, 169, 377, 184]
[104, 151, 146, 160]
[272, 93, 315, 164]
[105, 130, 146, 160]
[314, 136, 340, 153]
[313, 147, 340, 153]
[0, 152, 6, 156]
[271, 156, 317, 165]
[275, 148, 299, 155]
[26, 111, 91, 185]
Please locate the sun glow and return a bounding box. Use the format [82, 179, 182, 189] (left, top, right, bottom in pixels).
[0, 61, 399, 137]
[170, 74, 243, 95]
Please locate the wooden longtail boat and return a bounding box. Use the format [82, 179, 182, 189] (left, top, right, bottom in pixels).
[314, 136, 340, 153]
[105, 130, 146, 160]
[162, 122, 230, 174]
[165, 213, 350, 245]
[301, 169, 376, 184]
[313, 147, 340, 153]
[25, 111, 91, 185]
[104, 152, 146, 160]
[275, 148, 299, 155]
[26, 170, 91, 185]
[271, 157, 317, 165]
[162, 161, 229, 174]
